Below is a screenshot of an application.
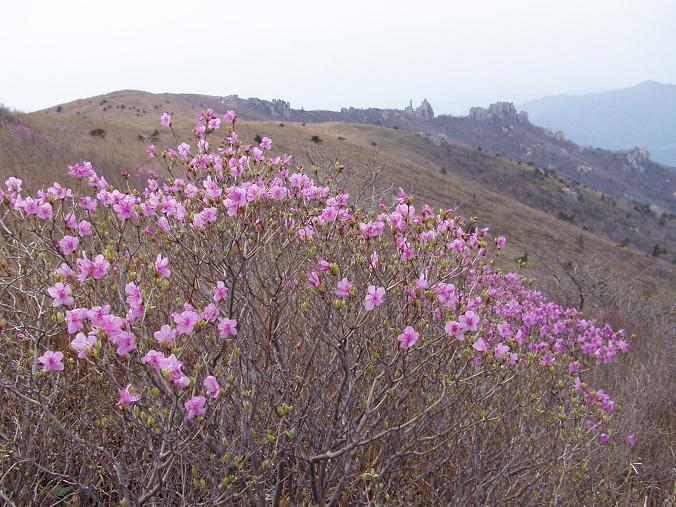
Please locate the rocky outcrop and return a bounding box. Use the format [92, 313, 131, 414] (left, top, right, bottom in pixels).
[626, 146, 651, 165]
[248, 97, 292, 118]
[469, 102, 528, 124]
[404, 99, 434, 121]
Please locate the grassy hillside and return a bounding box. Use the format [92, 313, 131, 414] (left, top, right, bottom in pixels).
[0, 90, 669, 298]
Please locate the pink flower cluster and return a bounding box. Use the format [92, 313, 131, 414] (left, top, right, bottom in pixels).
[2, 110, 631, 434]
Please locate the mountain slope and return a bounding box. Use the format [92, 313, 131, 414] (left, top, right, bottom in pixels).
[6, 90, 671, 296]
[522, 81, 676, 167]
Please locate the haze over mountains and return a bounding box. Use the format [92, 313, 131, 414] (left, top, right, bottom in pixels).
[522, 80, 676, 167]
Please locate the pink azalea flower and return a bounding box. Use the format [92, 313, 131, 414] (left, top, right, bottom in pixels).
[55, 263, 75, 280]
[91, 254, 110, 280]
[111, 331, 136, 356]
[116, 384, 141, 409]
[173, 310, 200, 336]
[260, 136, 272, 150]
[78, 220, 92, 237]
[155, 253, 171, 278]
[495, 236, 506, 249]
[160, 353, 182, 374]
[160, 112, 171, 127]
[185, 395, 207, 420]
[38, 350, 64, 372]
[218, 318, 238, 339]
[125, 282, 143, 308]
[364, 285, 386, 311]
[154, 324, 177, 345]
[307, 271, 321, 288]
[58, 235, 79, 255]
[444, 320, 466, 340]
[398, 326, 419, 349]
[141, 349, 165, 370]
[65, 308, 88, 334]
[472, 338, 489, 353]
[336, 278, 352, 299]
[70, 332, 97, 359]
[99, 313, 123, 336]
[202, 303, 220, 322]
[203, 375, 220, 398]
[87, 305, 110, 326]
[47, 282, 74, 307]
[213, 281, 228, 302]
[223, 110, 237, 123]
[459, 311, 480, 332]
[568, 361, 580, 374]
[494, 342, 510, 360]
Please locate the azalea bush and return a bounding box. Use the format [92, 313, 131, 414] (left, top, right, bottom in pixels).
[0, 110, 635, 505]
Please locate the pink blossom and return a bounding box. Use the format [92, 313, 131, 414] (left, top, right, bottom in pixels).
[459, 311, 480, 332]
[36, 202, 53, 220]
[223, 110, 237, 123]
[397, 326, 420, 349]
[47, 282, 74, 307]
[111, 331, 136, 356]
[160, 112, 171, 127]
[185, 395, 206, 420]
[472, 338, 489, 353]
[173, 310, 200, 336]
[495, 236, 506, 249]
[125, 282, 143, 308]
[141, 349, 165, 370]
[364, 285, 386, 311]
[154, 324, 177, 345]
[359, 220, 385, 238]
[78, 220, 92, 237]
[155, 253, 171, 278]
[203, 375, 220, 398]
[202, 303, 220, 322]
[70, 332, 97, 359]
[213, 281, 228, 302]
[494, 342, 510, 359]
[91, 254, 110, 280]
[260, 136, 272, 150]
[55, 263, 75, 280]
[116, 384, 141, 409]
[58, 235, 79, 255]
[65, 308, 88, 334]
[38, 350, 64, 373]
[218, 318, 238, 339]
[99, 314, 123, 336]
[568, 361, 580, 374]
[444, 321, 466, 340]
[307, 271, 321, 288]
[336, 278, 352, 298]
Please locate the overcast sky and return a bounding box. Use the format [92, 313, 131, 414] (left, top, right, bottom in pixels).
[2, 0, 675, 115]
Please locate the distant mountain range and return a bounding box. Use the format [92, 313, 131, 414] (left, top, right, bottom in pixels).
[522, 81, 676, 167]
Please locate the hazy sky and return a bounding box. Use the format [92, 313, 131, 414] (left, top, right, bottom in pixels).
[2, 0, 675, 115]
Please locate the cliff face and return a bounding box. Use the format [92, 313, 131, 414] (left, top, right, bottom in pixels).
[469, 102, 529, 123]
